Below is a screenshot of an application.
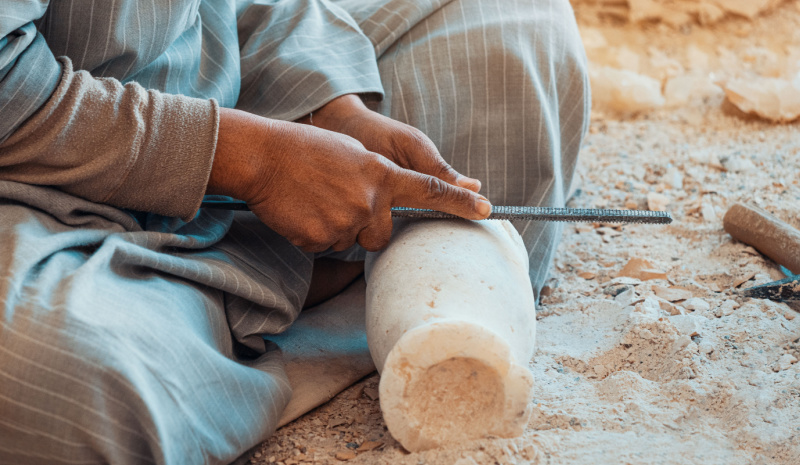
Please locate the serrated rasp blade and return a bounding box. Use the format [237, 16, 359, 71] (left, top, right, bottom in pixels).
[200, 200, 672, 225]
[391, 206, 672, 224]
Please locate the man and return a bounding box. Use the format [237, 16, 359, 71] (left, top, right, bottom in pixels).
[0, 0, 589, 463]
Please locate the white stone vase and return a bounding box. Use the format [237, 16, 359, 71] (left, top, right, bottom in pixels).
[365, 219, 537, 451]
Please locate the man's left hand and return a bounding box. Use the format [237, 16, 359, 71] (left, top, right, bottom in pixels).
[296, 94, 482, 193]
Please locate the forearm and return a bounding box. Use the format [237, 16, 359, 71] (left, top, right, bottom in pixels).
[0, 58, 219, 221]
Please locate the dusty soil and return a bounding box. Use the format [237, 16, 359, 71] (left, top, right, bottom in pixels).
[247, 2, 800, 464]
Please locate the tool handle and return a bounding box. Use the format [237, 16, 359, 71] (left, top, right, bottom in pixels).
[723, 203, 800, 275]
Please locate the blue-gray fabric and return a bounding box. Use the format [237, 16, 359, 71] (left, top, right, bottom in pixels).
[0, 0, 590, 464]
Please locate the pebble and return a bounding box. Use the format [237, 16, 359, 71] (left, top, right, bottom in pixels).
[701, 197, 717, 222]
[683, 297, 710, 312]
[615, 288, 637, 307]
[732, 271, 757, 288]
[647, 192, 670, 211]
[659, 299, 685, 315]
[335, 450, 357, 461]
[636, 296, 662, 316]
[604, 283, 631, 297]
[670, 314, 702, 337]
[698, 341, 715, 355]
[776, 354, 798, 372]
[653, 285, 693, 302]
[665, 164, 683, 189]
[606, 276, 644, 286]
[672, 335, 693, 352]
[593, 364, 608, 377]
[721, 155, 757, 172]
[715, 299, 740, 317]
[617, 258, 668, 281]
[357, 441, 383, 452]
[364, 387, 379, 401]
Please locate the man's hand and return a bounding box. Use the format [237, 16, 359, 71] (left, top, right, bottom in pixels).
[296, 94, 483, 193]
[207, 108, 491, 253]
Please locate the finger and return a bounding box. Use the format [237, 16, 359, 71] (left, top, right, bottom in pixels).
[300, 242, 335, 254]
[389, 167, 492, 220]
[357, 214, 394, 252]
[331, 236, 358, 252]
[396, 128, 482, 193]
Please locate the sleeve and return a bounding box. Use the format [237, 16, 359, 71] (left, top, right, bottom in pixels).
[0, 4, 219, 221]
[235, 0, 384, 121]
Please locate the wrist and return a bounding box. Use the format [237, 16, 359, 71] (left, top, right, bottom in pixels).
[301, 94, 367, 131]
[207, 108, 273, 202]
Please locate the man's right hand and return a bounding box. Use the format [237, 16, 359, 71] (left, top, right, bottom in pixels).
[206, 108, 491, 253]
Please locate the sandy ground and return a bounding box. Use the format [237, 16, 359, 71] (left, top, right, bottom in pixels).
[247, 2, 800, 464]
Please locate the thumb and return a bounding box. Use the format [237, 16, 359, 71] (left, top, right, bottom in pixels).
[389, 166, 492, 220]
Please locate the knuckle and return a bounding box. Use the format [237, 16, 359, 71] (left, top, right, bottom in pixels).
[359, 219, 392, 252]
[360, 238, 385, 252]
[423, 176, 449, 200]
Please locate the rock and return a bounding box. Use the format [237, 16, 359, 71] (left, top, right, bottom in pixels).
[686, 45, 709, 69]
[718, 74, 800, 123]
[664, 74, 723, 108]
[617, 258, 669, 281]
[672, 335, 692, 353]
[578, 271, 597, 280]
[653, 285, 693, 302]
[628, 0, 665, 23]
[683, 298, 711, 312]
[605, 283, 632, 297]
[776, 354, 798, 371]
[701, 197, 717, 222]
[717, 0, 784, 19]
[715, 300, 740, 317]
[697, 2, 725, 24]
[363, 387, 379, 401]
[732, 271, 757, 288]
[335, 450, 357, 461]
[593, 364, 608, 378]
[580, 27, 608, 52]
[670, 314, 702, 337]
[607, 277, 644, 286]
[648, 48, 684, 81]
[357, 441, 383, 452]
[720, 155, 757, 173]
[615, 288, 638, 307]
[590, 66, 665, 114]
[665, 164, 683, 190]
[659, 299, 686, 315]
[328, 417, 350, 429]
[636, 296, 663, 317]
[609, 46, 642, 72]
[698, 341, 715, 355]
[647, 192, 670, 212]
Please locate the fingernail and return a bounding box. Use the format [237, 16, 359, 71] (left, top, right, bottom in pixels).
[476, 197, 492, 217]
